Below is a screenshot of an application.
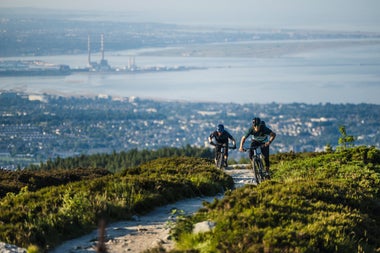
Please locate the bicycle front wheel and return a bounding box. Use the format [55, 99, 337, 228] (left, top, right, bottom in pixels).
[216, 152, 224, 169]
[253, 158, 265, 184]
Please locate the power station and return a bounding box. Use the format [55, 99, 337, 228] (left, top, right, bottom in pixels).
[87, 34, 111, 71]
[0, 34, 203, 76]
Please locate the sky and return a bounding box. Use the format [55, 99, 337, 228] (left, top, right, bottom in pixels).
[1, 0, 380, 32]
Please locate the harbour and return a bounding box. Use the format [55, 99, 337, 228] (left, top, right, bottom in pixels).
[0, 34, 205, 77]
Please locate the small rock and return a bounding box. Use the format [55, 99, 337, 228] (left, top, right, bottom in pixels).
[192, 221, 216, 234]
[137, 227, 148, 232]
[0, 242, 26, 253]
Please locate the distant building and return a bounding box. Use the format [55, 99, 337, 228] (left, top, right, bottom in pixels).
[88, 34, 111, 71]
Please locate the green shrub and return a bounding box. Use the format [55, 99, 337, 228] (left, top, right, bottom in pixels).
[0, 156, 232, 251]
[27, 244, 41, 253]
[0, 168, 110, 198]
[172, 147, 380, 252]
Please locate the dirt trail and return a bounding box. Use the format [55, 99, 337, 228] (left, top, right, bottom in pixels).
[49, 195, 220, 253]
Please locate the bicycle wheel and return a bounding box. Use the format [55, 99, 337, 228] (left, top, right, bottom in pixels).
[253, 158, 265, 184]
[257, 158, 266, 182]
[250, 158, 259, 183]
[216, 151, 224, 169]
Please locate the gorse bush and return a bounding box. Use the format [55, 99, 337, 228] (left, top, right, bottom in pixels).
[0, 167, 110, 198]
[172, 146, 380, 253]
[0, 156, 233, 251]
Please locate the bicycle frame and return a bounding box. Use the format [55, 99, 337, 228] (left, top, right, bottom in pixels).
[212, 143, 235, 169]
[243, 144, 266, 184]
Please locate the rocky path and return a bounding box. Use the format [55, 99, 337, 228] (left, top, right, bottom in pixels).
[49, 195, 220, 253]
[1, 167, 255, 253]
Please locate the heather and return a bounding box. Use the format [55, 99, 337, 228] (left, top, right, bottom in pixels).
[0, 156, 233, 251]
[171, 146, 380, 252]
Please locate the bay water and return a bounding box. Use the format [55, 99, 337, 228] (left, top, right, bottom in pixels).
[1, 42, 379, 104]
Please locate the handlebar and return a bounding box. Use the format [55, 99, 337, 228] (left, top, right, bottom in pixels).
[241, 144, 265, 152]
[210, 142, 237, 150]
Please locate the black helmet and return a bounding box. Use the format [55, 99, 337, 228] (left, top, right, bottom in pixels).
[252, 117, 261, 126]
[217, 124, 224, 132]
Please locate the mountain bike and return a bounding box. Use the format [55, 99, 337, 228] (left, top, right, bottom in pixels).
[211, 143, 236, 169]
[243, 144, 267, 184]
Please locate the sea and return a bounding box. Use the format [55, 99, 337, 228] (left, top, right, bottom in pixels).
[1, 41, 380, 104]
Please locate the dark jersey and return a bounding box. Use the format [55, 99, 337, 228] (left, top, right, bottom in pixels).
[210, 130, 234, 144]
[243, 125, 273, 144]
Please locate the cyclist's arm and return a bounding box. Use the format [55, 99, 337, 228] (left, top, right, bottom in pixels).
[239, 128, 252, 151]
[265, 131, 276, 147]
[227, 132, 237, 146]
[239, 136, 246, 151]
[208, 132, 215, 144]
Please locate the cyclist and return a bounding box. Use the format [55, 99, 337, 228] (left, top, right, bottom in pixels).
[239, 117, 276, 178]
[209, 124, 236, 167]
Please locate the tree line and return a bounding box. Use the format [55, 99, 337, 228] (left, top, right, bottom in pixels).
[26, 145, 214, 172]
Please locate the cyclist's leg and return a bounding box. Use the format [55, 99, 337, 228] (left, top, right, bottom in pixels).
[214, 146, 221, 164]
[223, 144, 229, 167]
[248, 143, 254, 160]
[261, 145, 270, 178]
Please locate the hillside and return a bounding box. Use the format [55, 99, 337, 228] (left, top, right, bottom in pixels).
[170, 146, 380, 252]
[0, 146, 379, 252]
[0, 156, 233, 252]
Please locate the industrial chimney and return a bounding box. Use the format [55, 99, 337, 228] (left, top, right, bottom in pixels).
[101, 33, 105, 62]
[87, 35, 91, 67]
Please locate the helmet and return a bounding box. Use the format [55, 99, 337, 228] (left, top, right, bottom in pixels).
[252, 117, 261, 126]
[217, 124, 224, 132]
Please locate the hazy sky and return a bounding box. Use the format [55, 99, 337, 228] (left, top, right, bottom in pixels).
[2, 0, 380, 31]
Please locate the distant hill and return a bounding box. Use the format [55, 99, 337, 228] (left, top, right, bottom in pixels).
[1, 8, 379, 57]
